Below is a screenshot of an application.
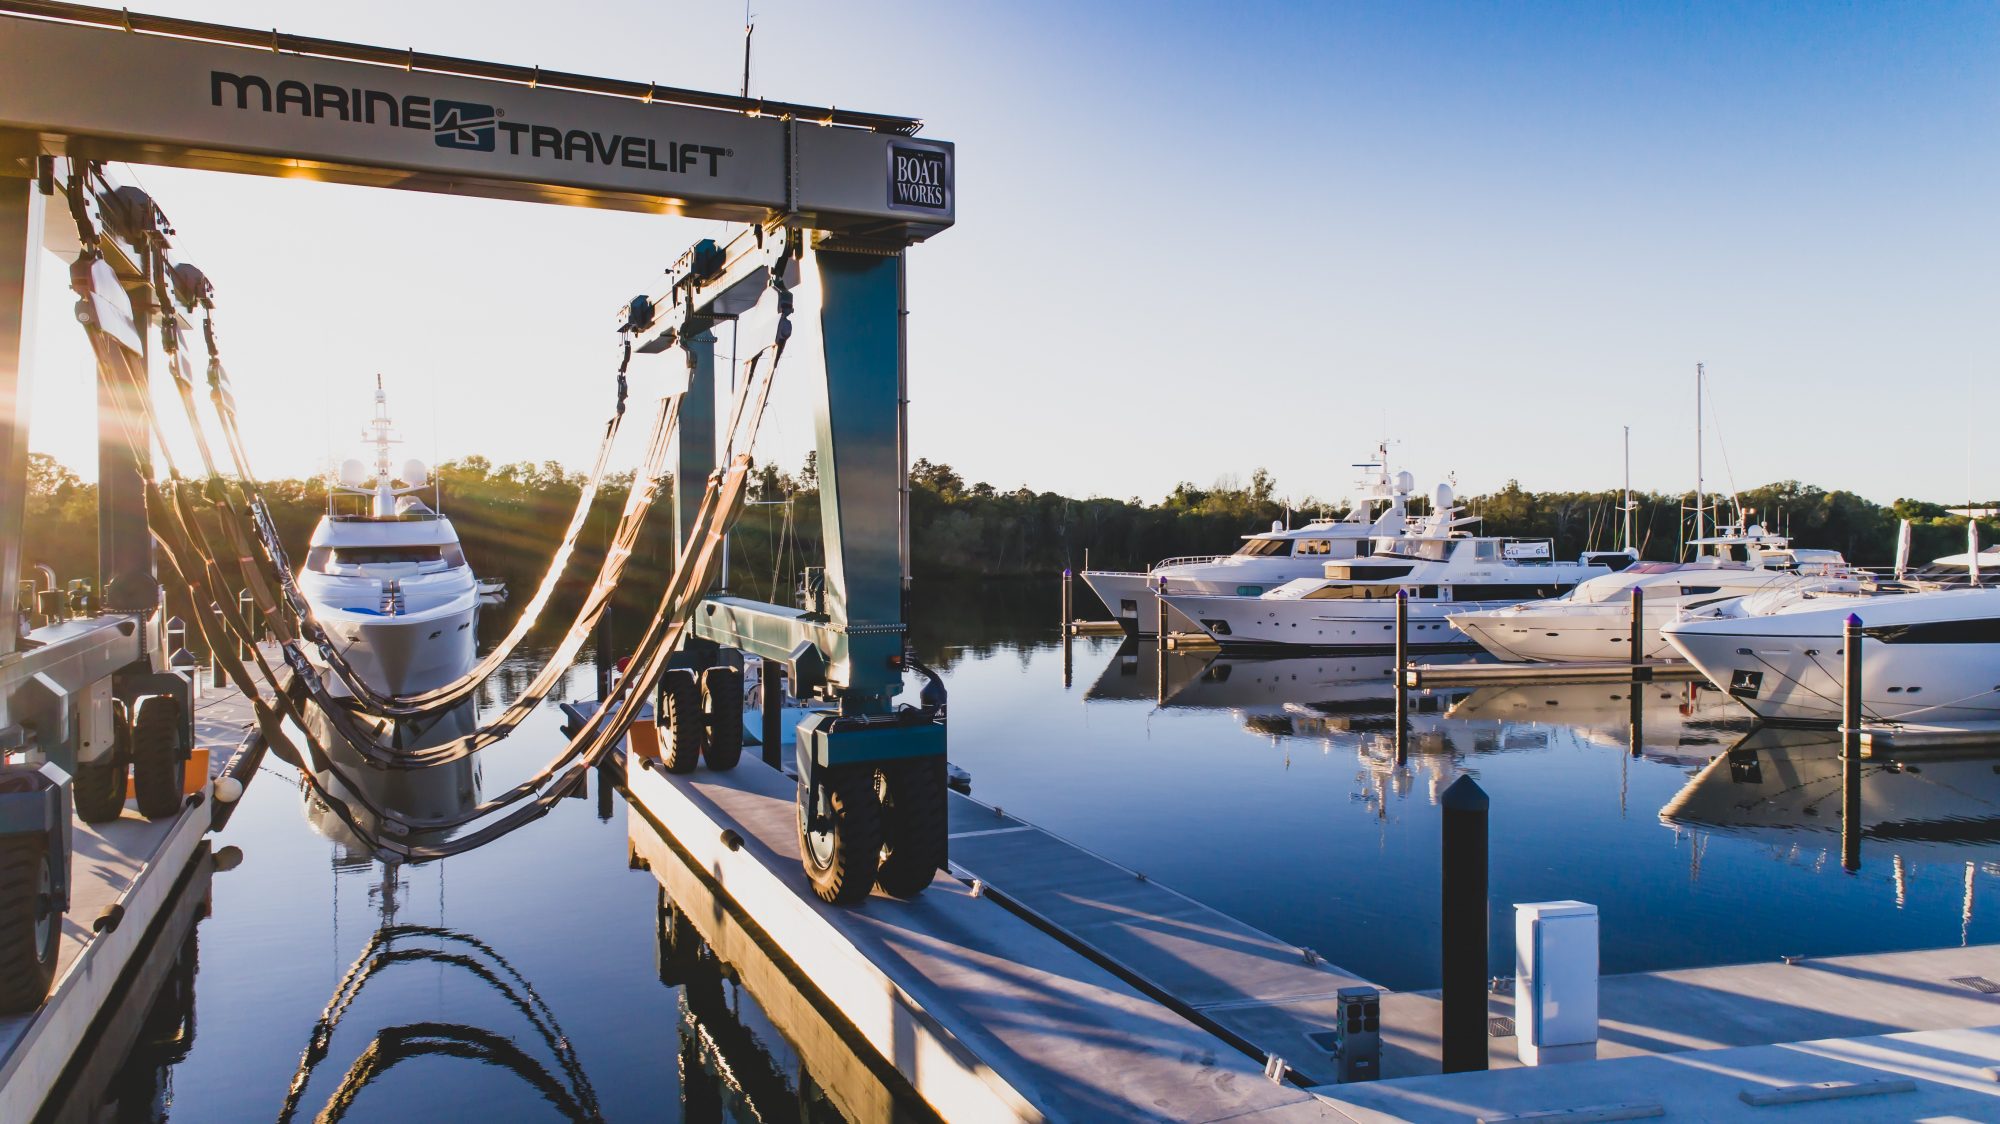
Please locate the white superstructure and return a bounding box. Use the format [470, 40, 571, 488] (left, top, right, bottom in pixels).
[1081, 447, 1421, 636]
[1161, 487, 1618, 649]
[297, 378, 480, 698]
[1450, 527, 1848, 664]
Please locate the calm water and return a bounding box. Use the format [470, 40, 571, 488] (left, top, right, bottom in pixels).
[63, 586, 2000, 1119]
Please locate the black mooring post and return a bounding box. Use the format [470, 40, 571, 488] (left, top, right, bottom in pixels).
[1629, 586, 1646, 678]
[1440, 773, 1490, 1073]
[1842, 613, 1863, 873]
[1628, 688, 1644, 758]
[761, 665, 784, 769]
[1395, 589, 1409, 767]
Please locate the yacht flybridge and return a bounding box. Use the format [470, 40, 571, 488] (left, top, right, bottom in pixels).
[1081, 447, 1423, 637]
[297, 378, 480, 698]
[1450, 525, 1849, 663]
[1159, 486, 1623, 649]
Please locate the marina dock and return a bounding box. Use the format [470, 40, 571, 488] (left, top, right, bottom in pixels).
[0, 670, 261, 1122]
[1402, 660, 1705, 689]
[619, 741, 2000, 1120]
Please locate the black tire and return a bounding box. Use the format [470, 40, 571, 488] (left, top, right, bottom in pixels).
[130, 698, 185, 822]
[798, 770, 881, 905]
[701, 666, 744, 771]
[0, 834, 61, 1014]
[74, 756, 129, 824]
[660, 669, 704, 775]
[874, 757, 948, 899]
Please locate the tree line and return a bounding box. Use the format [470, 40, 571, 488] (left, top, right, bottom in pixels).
[19, 453, 1996, 620]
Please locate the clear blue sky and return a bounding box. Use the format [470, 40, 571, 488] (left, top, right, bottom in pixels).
[25, 0, 1999, 507]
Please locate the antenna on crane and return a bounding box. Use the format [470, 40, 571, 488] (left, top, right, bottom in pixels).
[742, 4, 755, 99]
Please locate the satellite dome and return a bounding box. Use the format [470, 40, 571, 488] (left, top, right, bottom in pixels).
[337, 458, 370, 488]
[1394, 471, 1415, 494]
[1435, 483, 1455, 511]
[401, 458, 429, 487]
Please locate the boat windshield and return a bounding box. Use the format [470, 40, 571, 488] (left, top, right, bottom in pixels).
[306, 543, 466, 571]
[1380, 538, 1452, 562]
[1235, 538, 1290, 557]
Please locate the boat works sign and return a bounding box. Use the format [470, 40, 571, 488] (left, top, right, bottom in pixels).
[887, 143, 952, 212]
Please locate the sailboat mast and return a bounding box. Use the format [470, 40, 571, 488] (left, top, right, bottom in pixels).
[1694, 362, 1706, 555]
[1623, 425, 1633, 554]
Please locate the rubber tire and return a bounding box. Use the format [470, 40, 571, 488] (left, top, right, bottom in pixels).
[701, 666, 744, 771]
[660, 669, 705, 775]
[875, 757, 949, 899]
[74, 756, 129, 824]
[0, 834, 61, 1014]
[799, 769, 882, 906]
[130, 698, 185, 822]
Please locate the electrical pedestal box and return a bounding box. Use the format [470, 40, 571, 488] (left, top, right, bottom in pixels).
[1333, 985, 1381, 1082]
[1514, 900, 1599, 1065]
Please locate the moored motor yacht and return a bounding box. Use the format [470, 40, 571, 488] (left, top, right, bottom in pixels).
[1081, 446, 1423, 637]
[1663, 581, 2000, 727]
[1448, 526, 1848, 664]
[1160, 486, 1619, 649]
[297, 378, 480, 698]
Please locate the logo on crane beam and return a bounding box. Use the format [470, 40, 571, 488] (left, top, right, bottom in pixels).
[207, 71, 727, 176]
[432, 100, 497, 152]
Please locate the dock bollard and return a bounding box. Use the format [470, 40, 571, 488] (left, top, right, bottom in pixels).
[1842, 613, 1863, 873]
[1629, 587, 1647, 679]
[1441, 774, 1490, 1073]
[1394, 589, 1409, 767]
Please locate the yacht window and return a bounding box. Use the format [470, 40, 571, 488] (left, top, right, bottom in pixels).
[1677, 585, 1721, 596]
[330, 545, 445, 566]
[305, 547, 333, 573]
[440, 543, 467, 568]
[1305, 584, 1390, 600]
[1236, 538, 1289, 557]
[1474, 540, 1499, 561]
[1297, 539, 1334, 556]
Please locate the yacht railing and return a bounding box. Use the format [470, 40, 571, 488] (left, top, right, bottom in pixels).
[1147, 554, 1228, 572]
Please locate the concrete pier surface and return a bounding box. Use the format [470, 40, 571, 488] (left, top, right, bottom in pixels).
[622, 752, 1345, 1122]
[622, 741, 2000, 1121]
[0, 669, 261, 1121]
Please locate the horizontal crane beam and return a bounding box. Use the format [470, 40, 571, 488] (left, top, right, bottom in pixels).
[0, 2, 954, 244]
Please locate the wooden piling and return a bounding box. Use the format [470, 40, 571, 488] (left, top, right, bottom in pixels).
[1395, 589, 1409, 766]
[1842, 613, 1863, 873]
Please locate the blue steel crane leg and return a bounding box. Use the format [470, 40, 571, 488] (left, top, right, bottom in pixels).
[675, 326, 718, 569]
[687, 249, 941, 787]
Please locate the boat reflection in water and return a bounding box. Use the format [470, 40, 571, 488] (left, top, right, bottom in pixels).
[1661, 728, 2000, 868]
[1081, 637, 1214, 703]
[300, 700, 484, 858]
[1447, 680, 1743, 766]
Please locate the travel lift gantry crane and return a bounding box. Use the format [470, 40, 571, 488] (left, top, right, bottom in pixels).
[0, 0, 955, 1006]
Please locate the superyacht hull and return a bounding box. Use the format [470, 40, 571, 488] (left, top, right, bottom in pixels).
[1159, 591, 1492, 650]
[313, 594, 480, 697]
[1664, 588, 2000, 726]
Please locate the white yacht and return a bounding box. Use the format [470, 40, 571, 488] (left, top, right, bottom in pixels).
[297, 378, 480, 698]
[1449, 527, 1848, 664]
[1663, 581, 2000, 727]
[1081, 449, 1421, 637]
[1159, 487, 1617, 649]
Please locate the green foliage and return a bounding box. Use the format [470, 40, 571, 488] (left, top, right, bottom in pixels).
[16, 453, 1995, 614]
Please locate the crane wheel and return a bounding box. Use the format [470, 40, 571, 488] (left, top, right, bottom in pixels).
[0, 834, 60, 1013]
[875, 758, 948, 899]
[660, 669, 705, 775]
[700, 666, 744, 771]
[75, 732, 129, 824]
[130, 698, 186, 822]
[799, 770, 881, 905]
